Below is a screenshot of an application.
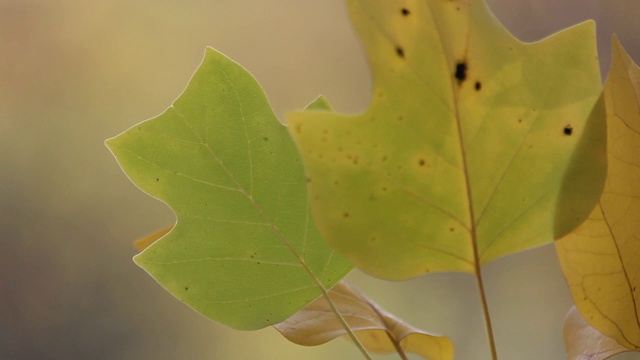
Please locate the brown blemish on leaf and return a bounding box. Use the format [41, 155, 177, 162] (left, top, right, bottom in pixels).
[564, 124, 573, 136]
[396, 46, 405, 58]
[454, 61, 467, 84]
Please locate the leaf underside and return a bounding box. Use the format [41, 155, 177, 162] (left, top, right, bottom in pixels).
[106, 49, 352, 330]
[287, 0, 605, 280]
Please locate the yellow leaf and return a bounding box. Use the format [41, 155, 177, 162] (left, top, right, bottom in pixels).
[133, 226, 172, 252]
[556, 36, 640, 351]
[274, 281, 453, 360]
[564, 306, 631, 360]
[288, 0, 605, 279]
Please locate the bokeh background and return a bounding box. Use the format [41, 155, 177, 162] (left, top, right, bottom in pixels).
[1, 1, 639, 359]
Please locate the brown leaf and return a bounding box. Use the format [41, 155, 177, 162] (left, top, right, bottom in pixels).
[274, 281, 453, 360]
[133, 226, 172, 252]
[564, 306, 631, 360]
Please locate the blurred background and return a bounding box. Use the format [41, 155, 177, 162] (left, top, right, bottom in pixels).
[1, 0, 639, 359]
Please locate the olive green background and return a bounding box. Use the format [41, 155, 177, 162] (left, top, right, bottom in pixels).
[1, 1, 638, 359]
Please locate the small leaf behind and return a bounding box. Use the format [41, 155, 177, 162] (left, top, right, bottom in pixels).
[133, 226, 172, 252]
[274, 281, 454, 360]
[564, 306, 631, 360]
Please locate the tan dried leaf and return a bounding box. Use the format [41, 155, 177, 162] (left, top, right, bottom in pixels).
[274, 281, 453, 360]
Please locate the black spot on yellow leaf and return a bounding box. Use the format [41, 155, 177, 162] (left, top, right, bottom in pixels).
[475, 81, 482, 91]
[418, 159, 426, 166]
[401, 8, 410, 15]
[455, 61, 467, 84]
[343, 212, 350, 218]
[564, 125, 573, 136]
[396, 46, 405, 58]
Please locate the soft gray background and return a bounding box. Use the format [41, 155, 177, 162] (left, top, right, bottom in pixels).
[1, 1, 639, 359]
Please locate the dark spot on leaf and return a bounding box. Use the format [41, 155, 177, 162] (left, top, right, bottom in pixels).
[401, 7, 410, 16]
[454, 61, 467, 84]
[262, 137, 269, 142]
[449, 227, 455, 232]
[257, 261, 261, 265]
[396, 46, 405, 58]
[418, 159, 426, 167]
[185, 287, 189, 290]
[343, 212, 350, 218]
[294, 125, 302, 134]
[381, 155, 388, 162]
[306, 177, 312, 183]
[518, 118, 523, 123]
[333, 180, 339, 186]
[564, 125, 573, 136]
[475, 81, 482, 91]
[156, 178, 160, 182]
[381, 187, 387, 192]
[397, 115, 404, 122]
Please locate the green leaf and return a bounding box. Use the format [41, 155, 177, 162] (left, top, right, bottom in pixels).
[556, 37, 640, 352]
[287, 0, 606, 279]
[106, 48, 353, 330]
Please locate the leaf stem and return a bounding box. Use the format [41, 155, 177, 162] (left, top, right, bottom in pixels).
[473, 255, 498, 360]
[319, 288, 373, 359]
[385, 331, 409, 360]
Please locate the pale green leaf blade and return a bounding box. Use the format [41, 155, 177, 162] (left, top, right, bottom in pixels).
[288, 0, 605, 279]
[106, 48, 352, 330]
